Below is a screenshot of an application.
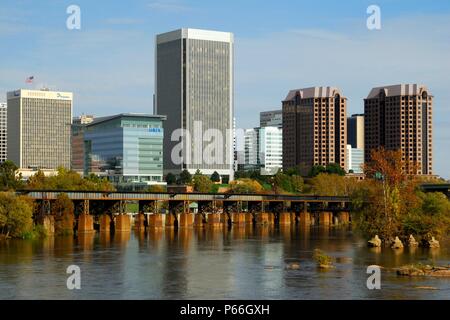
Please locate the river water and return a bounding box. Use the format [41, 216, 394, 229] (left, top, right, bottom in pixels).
[0, 225, 449, 299]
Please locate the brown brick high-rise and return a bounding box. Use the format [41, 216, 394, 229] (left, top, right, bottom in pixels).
[282, 87, 347, 172]
[364, 84, 433, 175]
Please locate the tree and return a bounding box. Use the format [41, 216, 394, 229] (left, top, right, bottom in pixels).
[193, 174, 213, 193]
[147, 185, 166, 193]
[402, 192, 450, 242]
[308, 165, 326, 177]
[52, 193, 74, 236]
[178, 170, 192, 185]
[325, 163, 346, 176]
[211, 171, 221, 183]
[273, 172, 304, 194]
[26, 168, 115, 191]
[310, 173, 356, 196]
[0, 160, 24, 191]
[165, 172, 176, 185]
[229, 179, 264, 194]
[352, 148, 421, 244]
[0, 192, 33, 238]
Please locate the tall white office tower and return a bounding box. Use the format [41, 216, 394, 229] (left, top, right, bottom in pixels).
[0, 103, 7, 163]
[7, 89, 72, 177]
[155, 28, 234, 180]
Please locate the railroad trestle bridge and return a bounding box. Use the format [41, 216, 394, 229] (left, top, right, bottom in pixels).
[17, 190, 353, 233]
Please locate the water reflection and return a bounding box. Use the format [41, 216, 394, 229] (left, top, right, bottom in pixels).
[0, 225, 449, 300]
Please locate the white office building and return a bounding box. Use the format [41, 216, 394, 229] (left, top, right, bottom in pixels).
[7, 89, 72, 177]
[346, 144, 364, 173]
[0, 103, 6, 163]
[243, 126, 283, 175]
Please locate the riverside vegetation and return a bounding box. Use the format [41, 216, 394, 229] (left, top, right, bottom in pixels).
[0, 148, 449, 244]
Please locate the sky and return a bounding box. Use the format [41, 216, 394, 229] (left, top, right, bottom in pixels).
[1, 0, 450, 177]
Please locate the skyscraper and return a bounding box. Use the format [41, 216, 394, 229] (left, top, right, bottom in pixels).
[260, 110, 282, 128]
[243, 126, 283, 175]
[7, 89, 72, 175]
[282, 86, 347, 172]
[0, 103, 7, 163]
[347, 114, 364, 149]
[155, 28, 234, 179]
[346, 114, 365, 173]
[364, 84, 433, 175]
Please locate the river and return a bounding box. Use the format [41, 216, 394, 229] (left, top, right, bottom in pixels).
[0, 225, 449, 299]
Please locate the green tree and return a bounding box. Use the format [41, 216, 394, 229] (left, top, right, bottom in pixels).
[193, 174, 213, 193]
[0, 192, 34, 238]
[165, 172, 176, 185]
[273, 172, 304, 194]
[26, 168, 115, 191]
[147, 185, 167, 193]
[229, 178, 264, 194]
[325, 163, 346, 176]
[309, 165, 326, 177]
[402, 192, 450, 241]
[179, 170, 192, 185]
[52, 193, 74, 236]
[0, 160, 24, 191]
[210, 171, 221, 182]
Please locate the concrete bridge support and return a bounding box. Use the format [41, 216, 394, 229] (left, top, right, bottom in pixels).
[337, 211, 350, 224]
[231, 212, 246, 225]
[256, 212, 270, 225]
[148, 213, 164, 228]
[319, 212, 333, 226]
[194, 214, 205, 227]
[42, 215, 55, 236]
[207, 213, 222, 228]
[165, 213, 177, 228]
[278, 212, 291, 225]
[134, 213, 146, 232]
[116, 215, 131, 232]
[178, 213, 194, 228]
[78, 214, 94, 233]
[99, 214, 111, 233]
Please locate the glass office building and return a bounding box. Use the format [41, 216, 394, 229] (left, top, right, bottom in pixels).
[83, 114, 166, 185]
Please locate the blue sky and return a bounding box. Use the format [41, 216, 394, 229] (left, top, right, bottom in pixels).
[1, 0, 450, 177]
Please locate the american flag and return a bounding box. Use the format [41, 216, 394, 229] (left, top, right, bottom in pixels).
[25, 76, 34, 83]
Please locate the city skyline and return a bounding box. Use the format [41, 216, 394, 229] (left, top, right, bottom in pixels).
[1, 0, 449, 177]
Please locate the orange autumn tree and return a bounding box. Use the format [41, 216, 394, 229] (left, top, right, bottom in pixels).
[352, 148, 420, 244]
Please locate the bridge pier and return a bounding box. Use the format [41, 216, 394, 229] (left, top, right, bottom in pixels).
[148, 213, 164, 228]
[193, 214, 205, 227]
[99, 214, 111, 233]
[337, 211, 350, 224]
[231, 212, 246, 225]
[116, 215, 131, 232]
[319, 212, 332, 226]
[256, 212, 270, 225]
[78, 214, 94, 233]
[178, 213, 194, 228]
[279, 212, 291, 225]
[165, 213, 177, 228]
[134, 213, 146, 232]
[207, 213, 222, 228]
